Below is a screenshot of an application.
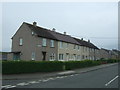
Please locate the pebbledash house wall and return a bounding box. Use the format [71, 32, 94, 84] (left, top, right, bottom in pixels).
[8, 22, 119, 61]
[9, 23, 58, 61]
[58, 42, 82, 61]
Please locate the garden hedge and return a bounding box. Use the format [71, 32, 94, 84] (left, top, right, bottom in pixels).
[2, 59, 120, 74]
[2, 61, 64, 74]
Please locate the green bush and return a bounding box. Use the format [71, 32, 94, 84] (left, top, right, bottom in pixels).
[99, 59, 120, 64]
[2, 59, 119, 74]
[64, 60, 101, 70]
[2, 61, 64, 74]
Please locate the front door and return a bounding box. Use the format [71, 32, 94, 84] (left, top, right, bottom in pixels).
[42, 52, 46, 61]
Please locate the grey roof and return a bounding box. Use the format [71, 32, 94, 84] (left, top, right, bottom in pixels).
[25, 22, 79, 45]
[74, 38, 99, 49]
[24, 22, 98, 48]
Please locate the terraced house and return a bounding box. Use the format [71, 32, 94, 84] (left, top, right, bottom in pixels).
[8, 22, 100, 61]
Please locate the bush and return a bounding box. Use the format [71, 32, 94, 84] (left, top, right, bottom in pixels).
[99, 59, 120, 64]
[2, 59, 119, 74]
[2, 61, 64, 74]
[64, 60, 101, 70]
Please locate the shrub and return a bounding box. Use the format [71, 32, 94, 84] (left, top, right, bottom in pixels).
[2, 59, 119, 74]
[2, 61, 64, 74]
[64, 60, 101, 70]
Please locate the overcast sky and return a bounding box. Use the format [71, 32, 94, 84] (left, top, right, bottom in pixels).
[1, 2, 118, 52]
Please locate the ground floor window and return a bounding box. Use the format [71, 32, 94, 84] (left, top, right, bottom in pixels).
[73, 54, 76, 60]
[82, 55, 84, 59]
[59, 54, 64, 60]
[77, 55, 80, 60]
[31, 52, 35, 60]
[50, 53, 55, 60]
[65, 53, 69, 61]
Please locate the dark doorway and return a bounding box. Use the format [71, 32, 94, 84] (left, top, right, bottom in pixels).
[42, 52, 46, 61]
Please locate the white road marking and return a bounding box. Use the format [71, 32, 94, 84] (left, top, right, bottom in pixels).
[48, 78, 54, 80]
[3, 75, 75, 88]
[56, 76, 64, 79]
[2, 85, 16, 89]
[58, 71, 75, 75]
[105, 75, 119, 86]
[70, 75, 74, 76]
[42, 79, 50, 82]
[17, 82, 29, 86]
[28, 81, 39, 84]
[38, 80, 42, 82]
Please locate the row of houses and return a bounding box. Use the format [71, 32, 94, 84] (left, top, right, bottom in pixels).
[1, 22, 120, 61]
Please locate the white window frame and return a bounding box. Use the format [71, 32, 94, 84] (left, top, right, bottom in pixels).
[59, 54, 64, 60]
[31, 52, 35, 60]
[77, 55, 80, 60]
[42, 38, 47, 47]
[19, 38, 23, 46]
[59, 42, 63, 48]
[50, 53, 55, 61]
[50, 40, 54, 47]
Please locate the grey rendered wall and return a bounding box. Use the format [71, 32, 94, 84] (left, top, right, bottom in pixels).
[12, 23, 58, 61]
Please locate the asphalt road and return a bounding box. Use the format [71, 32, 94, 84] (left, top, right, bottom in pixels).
[2, 64, 119, 88]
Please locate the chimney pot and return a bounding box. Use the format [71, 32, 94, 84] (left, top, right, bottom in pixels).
[64, 32, 66, 35]
[52, 28, 56, 32]
[88, 39, 90, 43]
[33, 22, 37, 26]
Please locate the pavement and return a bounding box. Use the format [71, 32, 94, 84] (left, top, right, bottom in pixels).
[2, 63, 119, 89]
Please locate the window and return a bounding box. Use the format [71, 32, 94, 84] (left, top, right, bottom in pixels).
[50, 53, 55, 60]
[82, 55, 84, 59]
[67, 43, 69, 48]
[19, 38, 23, 46]
[50, 40, 54, 47]
[59, 42, 63, 48]
[78, 46, 80, 50]
[77, 55, 80, 60]
[42, 38, 47, 46]
[31, 52, 35, 60]
[64, 43, 68, 48]
[73, 54, 76, 60]
[74, 45, 76, 49]
[66, 53, 69, 60]
[59, 54, 64, 60]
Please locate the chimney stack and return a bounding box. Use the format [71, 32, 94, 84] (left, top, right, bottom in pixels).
[33, 22, 37, 27]
[88, 39, 90, 43]
[52, 28, 56, 32]
[64, 32, 66, 35]
[81, 38, 83, 40]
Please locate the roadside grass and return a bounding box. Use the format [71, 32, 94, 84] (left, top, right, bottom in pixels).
[2, 59, 120, 74]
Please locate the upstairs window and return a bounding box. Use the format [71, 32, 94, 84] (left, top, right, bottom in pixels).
[50, 40, 54, 47]
[74, 45, 76, 49]
[19, 38, 23, 46]
[42, 38, 47, 46]
[78, 46, 80, 50]
[59, 42, 63, 48]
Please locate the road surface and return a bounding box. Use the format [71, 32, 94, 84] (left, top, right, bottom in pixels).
[2, 64, 119, 89]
